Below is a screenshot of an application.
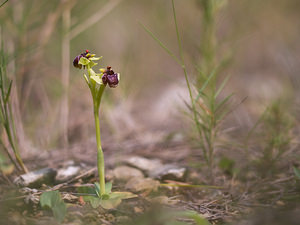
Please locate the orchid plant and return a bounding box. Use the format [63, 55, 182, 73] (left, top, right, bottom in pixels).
[73, 50, 135, 209]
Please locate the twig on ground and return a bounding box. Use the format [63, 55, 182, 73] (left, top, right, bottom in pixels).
[50, 167, 96, 191]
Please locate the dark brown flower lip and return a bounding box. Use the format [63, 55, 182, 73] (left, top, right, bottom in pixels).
[101, 66, 119, 88]
[107, 74, 119, 88]
[73, 50, 91, 69]
[73, 55, 83, 69]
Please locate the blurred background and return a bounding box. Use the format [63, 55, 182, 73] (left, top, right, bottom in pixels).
[0, 0, 300, 157]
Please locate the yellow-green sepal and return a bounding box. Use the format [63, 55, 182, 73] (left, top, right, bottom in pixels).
[90, 75, 102, 85]
[89, 56, 102, 61]
[79, 57, 90, 65]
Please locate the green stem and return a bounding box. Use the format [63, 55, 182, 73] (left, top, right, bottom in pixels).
[92, 84, 106, 196]
[94, 105, 105, 195]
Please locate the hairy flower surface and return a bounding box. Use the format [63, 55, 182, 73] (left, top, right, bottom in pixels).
[101, 66, 119, 88]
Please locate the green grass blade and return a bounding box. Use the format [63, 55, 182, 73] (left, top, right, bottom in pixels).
[4, 80, 12, 104]
[214, 74, 231, 98]
[217, 96, 247, 123]
[216, 108, 230, 123]
[215, 93, 234, 112]
[194, 65, 207, 80]
[171, 0, 183, 62]
[0, 0, 8, 8]
[139, 22, 182, 66]
[195, 69, 216, 102]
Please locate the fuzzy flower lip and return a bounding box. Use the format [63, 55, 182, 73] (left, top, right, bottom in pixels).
[101, 66, 120, 88]
[73, 50, 91, 69]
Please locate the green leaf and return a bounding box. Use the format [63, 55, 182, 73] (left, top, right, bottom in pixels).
[77, 185, 97, 200]
[94, 182, 101, 198]
[40, 192, 53, 207]
[77, 185, 96, 195]
[101, 194, 110, 200]
[109, 191, 137, 200]
[52, 202, 67, 222]
[99, 191, 137, 209]
[177, 211, 211, 225]
[94, 182, 112, 198]
[99, 197, 122, 209]
[78, 184, 136, 209]
[105, 182, 112, 193]
[293, 167, 300, 180]
[79, 57, 90, 65]
[90, 197, 101, 208]
[77, 186, 100, 208]
[40, 191, 67, 222]
[77, 195, 120, 209]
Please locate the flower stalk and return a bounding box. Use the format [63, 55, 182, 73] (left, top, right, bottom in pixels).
[93, 83, 106, 195]
[94, 104, 105, 195]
